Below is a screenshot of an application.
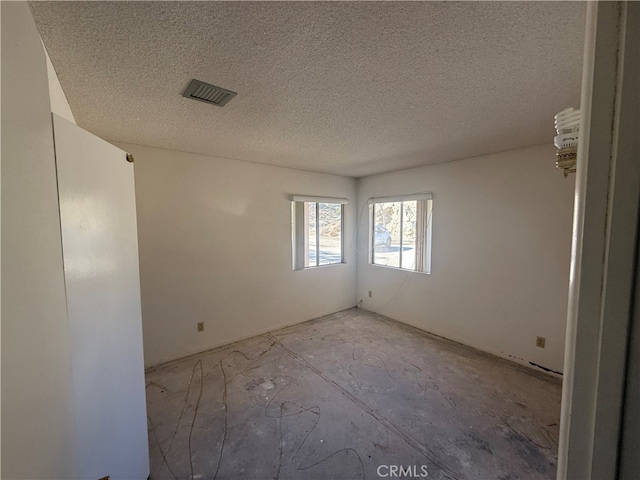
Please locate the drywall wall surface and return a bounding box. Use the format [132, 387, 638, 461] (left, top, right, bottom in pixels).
[117, 143, 357, 367]
[356, 144, 575, 375]
[1, 2, 77, 478]
[55, 116, 149, 480]
[43, 42, 76, 123]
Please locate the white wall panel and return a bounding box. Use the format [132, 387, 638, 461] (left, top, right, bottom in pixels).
[44, 44, 76, 123]
[119, 143, 358, 367]
[54, 116, 149, 480]
[1, 3, 77, 478]
[356, 144, 575, 375]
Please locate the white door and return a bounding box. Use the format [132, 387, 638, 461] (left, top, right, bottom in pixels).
[52, 114, 149, 480]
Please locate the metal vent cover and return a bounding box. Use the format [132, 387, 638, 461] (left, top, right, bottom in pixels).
[183, 79, 237, 107]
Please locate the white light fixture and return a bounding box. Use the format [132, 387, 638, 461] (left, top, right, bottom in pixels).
[554, 107, 580, 178]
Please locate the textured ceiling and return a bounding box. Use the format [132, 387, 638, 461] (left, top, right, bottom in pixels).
[31, 1, 586, 177]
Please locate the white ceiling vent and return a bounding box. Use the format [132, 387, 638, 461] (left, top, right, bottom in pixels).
[183, 79, 237, 107]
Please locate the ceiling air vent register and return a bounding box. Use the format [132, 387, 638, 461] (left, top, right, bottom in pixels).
[183, 79, 237, 107]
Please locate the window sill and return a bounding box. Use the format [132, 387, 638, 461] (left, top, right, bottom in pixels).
[294, 262, 347, 271]
[368, 263, 430, 275]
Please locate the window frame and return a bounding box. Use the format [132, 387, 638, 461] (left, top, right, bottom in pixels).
[291, 196, 348, 270]
[368, 194, 433, 274]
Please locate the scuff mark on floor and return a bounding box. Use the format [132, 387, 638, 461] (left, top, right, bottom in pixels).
[145, 309, 562, 480]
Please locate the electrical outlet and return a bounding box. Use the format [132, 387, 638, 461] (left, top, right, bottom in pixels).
[536, 336, 546, 348]
[368, 290, 372, 298]
[197, 322, 204, 332]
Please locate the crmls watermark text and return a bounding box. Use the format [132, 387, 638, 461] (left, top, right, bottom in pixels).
[377, 465, 428, 478]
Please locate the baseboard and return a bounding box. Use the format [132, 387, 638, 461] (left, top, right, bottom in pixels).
[144, 306, 358, 372]
[358, 306, 563, 381]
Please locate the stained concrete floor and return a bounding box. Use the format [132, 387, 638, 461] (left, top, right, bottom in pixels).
[145, 309, 562, 480]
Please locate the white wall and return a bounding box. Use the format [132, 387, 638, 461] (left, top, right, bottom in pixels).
[117, 143, 358, 367]
[356, 144, 575, 375]
[1, 2, 77, 478]
[55, 116, 149, 480]
[44, 43, 76, 124]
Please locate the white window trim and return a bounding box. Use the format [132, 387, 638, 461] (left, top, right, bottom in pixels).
[292, 195, 349, 205]
[368, 193, 433, 204]
[368, 195, 433, 275]
[291, 197, 347, 270]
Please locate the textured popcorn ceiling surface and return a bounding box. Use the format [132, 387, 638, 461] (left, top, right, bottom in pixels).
[31, 1, 585, 177]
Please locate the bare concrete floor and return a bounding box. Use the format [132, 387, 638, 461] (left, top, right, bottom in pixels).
[146, 309, 562, 480]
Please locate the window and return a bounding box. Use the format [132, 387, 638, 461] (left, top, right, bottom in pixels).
[291, 196, 347, 270]
[369, 194, 433, 274]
